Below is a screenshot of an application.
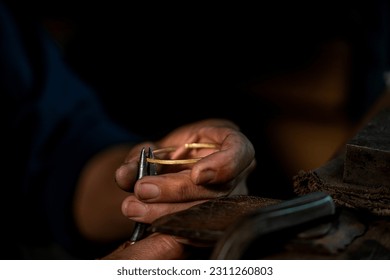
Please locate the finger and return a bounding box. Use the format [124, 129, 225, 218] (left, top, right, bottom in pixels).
[115, 142, 156, 192]
[121, 194, 206, 223]
[190, 130, 256, 185]
[132, 150, 255, 203]
[115, 160, 139, 191]
[133, 171, 229, 202]
[101, 233, 185, 260]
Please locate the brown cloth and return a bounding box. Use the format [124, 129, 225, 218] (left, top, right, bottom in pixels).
[293, 107, 390, 216]
[293, 154, 390, 216]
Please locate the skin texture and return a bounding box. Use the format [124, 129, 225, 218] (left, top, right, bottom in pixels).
[100, 234, 186, 260]
[73, 118, 256, 259]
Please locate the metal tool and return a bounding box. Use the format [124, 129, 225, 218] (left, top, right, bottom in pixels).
[129, 147, 157, 243]
[210, 191, 336, 259]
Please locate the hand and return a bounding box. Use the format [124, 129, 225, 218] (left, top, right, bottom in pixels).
[115, 118, 256, 224]
[100, 233, 185, 260]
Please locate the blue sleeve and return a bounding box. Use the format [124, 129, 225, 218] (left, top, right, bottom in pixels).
[0, 2, 142, 258]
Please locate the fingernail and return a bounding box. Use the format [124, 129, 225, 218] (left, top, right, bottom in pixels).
[197, 169, 215, 184]
[125, 201, 148, 218]
[138, 183, 160, 200]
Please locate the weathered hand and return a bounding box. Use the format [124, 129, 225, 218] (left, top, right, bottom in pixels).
[115, 118, 256, 223]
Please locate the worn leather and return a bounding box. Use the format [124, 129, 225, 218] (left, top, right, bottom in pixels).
[148, 195, 282, 244]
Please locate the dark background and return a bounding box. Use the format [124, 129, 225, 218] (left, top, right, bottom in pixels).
[5, 1, 380, 199]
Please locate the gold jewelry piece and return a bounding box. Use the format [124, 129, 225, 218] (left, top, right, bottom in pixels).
[146, 142, 219, 165]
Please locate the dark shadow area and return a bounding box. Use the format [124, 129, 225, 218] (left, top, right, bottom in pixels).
[22, 1, 372, 199]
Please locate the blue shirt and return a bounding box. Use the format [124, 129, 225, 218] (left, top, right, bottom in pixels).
[0, 2, 142, 259]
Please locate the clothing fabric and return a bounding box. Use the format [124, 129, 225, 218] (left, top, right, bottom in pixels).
[0, 1, 141, 259]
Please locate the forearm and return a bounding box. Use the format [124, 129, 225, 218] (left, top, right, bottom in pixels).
[73, 144, 135, 243]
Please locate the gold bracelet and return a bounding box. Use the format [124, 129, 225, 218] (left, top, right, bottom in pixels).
[146, 142, 219, 165]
